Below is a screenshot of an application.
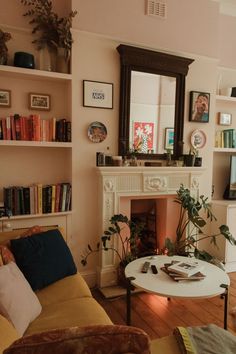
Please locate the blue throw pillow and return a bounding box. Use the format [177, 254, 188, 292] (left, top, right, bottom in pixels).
[10, 229, 77, 291]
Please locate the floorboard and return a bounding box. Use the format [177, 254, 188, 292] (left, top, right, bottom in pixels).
[92, 272, 236, 339]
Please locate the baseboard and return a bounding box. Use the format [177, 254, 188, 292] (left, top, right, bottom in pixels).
[80, 270, 97, 288]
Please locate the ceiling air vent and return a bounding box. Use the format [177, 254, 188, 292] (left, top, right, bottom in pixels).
[146, 0, 167, 19]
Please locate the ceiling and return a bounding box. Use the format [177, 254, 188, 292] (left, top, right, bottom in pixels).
[216, 0, 236, 16]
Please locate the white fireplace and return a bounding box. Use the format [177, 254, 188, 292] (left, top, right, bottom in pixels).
[97, 166, 205, 288]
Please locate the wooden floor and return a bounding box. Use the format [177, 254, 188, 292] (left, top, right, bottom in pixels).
[92, 272, 236, 340]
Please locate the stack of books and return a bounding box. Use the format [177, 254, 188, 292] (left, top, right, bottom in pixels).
[161, 260, 206, 281]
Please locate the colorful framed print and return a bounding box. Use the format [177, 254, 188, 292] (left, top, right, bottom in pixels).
[88, 121, 107, 143]
[133, 122, 154, 153]
[83, 80, 113, 109]
[164, 127, 174, 150]
[0, 89, 11, 107]
[189, 91, 210, 123]
[29, 93, 51, 111]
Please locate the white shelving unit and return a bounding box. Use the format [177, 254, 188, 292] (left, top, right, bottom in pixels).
[0, 64, 73, 225]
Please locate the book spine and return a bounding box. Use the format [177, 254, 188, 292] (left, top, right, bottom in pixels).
[37, 184, 43, 214]
[23, 187, 30, 214]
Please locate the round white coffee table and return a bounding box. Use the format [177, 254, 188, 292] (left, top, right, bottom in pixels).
[125, 255, 230, 328]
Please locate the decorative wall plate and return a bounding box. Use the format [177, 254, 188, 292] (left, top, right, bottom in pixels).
[88, 121, 107, 143]
[190, 129, 206, 149]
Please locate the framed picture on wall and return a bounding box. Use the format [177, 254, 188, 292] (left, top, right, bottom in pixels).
[29, 93, 51, 111]
[164, 127, 174, 150]
[189, 91, 210, 123]
[83, 80, 113, 109]
[0, 89, 11, 107]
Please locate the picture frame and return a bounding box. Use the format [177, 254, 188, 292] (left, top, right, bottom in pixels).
[218, 112, 232, 126]
[189, 91, 210, 123]
[164, 127, 174, 150]
[83, 80, 113, 109]
[0, 89, 11, 107]
[29, 93, 51, 111]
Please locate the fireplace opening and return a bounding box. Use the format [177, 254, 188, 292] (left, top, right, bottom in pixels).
[128, 196, 179, 258]
[131, 199, 157, 257]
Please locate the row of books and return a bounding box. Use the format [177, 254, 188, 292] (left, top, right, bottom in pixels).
[161, 260, 206, 281]
[215, 129, 236, 148]
[0, 115, 71, 142]
[3, 183, 72, 216]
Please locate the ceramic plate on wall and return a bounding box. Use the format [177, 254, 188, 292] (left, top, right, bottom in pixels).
[191, 129, 206, 149]
[88, 121, 107, 143]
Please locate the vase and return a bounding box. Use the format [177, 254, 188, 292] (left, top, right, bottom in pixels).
[56, 47, 69, 74]
[39, 46, 56, 72]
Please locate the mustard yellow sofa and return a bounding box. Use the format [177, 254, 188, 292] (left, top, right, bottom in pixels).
[0, 228, 181, 354]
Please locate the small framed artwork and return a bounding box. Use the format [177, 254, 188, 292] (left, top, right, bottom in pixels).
[0, 89, 11, 107]
[164, 127, 174, 150]
[29, 93, 51, 111]
[218, 112, 232, 126]
[189, 91, 210, 123]
[83, 80, 113, 109]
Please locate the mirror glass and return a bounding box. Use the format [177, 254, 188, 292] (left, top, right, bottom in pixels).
[130, 71, 176, 154]
[117, 44, 194, 160]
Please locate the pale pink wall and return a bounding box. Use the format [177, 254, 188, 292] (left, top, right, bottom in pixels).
[73, 0, 219, 59]
[218, 14, 236, 69]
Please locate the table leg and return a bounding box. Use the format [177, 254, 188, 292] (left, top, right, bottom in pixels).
[126, 276, 135, 326]
[220, 284, 229, 330]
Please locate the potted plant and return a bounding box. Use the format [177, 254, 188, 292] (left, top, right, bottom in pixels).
[20, 0, 77, 71]
[81, 214, 144, 285]
[165, 184, 236, 264]
[0, 29, 12, 65]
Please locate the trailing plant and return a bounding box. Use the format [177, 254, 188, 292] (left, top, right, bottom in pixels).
[20, 0, 77, 60]
[165, 184, 236, 262]
[81, 214, 145, 267]
[0, 29, 12, 64]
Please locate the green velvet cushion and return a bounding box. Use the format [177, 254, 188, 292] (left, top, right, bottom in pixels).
[10, 229, 77, 291]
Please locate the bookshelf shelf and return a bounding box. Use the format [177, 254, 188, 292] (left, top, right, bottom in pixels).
[213, 147, 236, 153]
[0, 140, 72, 148]
[216, 95, 236, 103]
[0, 211, 72, 222]
[0, 65, 72, 82]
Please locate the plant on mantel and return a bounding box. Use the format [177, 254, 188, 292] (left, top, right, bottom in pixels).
[20, 0, 77, 61]
[165, 184, 236, 266]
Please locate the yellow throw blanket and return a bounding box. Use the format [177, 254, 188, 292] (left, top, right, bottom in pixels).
[173, 324, 236, 354]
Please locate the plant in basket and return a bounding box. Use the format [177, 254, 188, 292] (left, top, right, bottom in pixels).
[81, 214, 145, 286]
[0, 29, 12, 65]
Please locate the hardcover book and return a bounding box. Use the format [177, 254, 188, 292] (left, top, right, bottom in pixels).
[167, 260, 204, 277]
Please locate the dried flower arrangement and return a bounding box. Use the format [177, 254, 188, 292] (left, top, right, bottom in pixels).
[0, 29, 12, 65]
[20, 0, 77, 61]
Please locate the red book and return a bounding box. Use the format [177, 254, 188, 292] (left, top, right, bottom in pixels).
[32, 115, 41, 141]
[14, 114, 21, 140]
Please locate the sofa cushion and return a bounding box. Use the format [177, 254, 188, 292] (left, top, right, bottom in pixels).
[36, 273, 92, 307]
[4, 325, 151, 354]
[10, 229, 77, 291]
[0, 314, 20, 354]
[0, 262, 42, 335]
[25, 297, 113, 336]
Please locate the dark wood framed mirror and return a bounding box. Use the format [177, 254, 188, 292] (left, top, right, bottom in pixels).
[117, 44, 194, 160]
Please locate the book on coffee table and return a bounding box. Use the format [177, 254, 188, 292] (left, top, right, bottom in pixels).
[167, 260, 204, 277]
[161, 262, 206, 282]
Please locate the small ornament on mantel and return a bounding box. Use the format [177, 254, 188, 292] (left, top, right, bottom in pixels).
[0, 29, 12, 65]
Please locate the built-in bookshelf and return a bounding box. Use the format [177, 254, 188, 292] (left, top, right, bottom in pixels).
[0, 63, 72, 221]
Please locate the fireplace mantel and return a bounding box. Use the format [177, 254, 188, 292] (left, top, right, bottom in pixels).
[97, 166, 205, 287]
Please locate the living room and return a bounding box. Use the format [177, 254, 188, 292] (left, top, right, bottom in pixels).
[1, 0, 236, 352]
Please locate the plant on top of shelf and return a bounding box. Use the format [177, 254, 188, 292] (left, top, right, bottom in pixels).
[81, 214, 145, 268]
[165, 184, 236, 266]
[0, 29, 12, 65]
[20, 0, 77, 61]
